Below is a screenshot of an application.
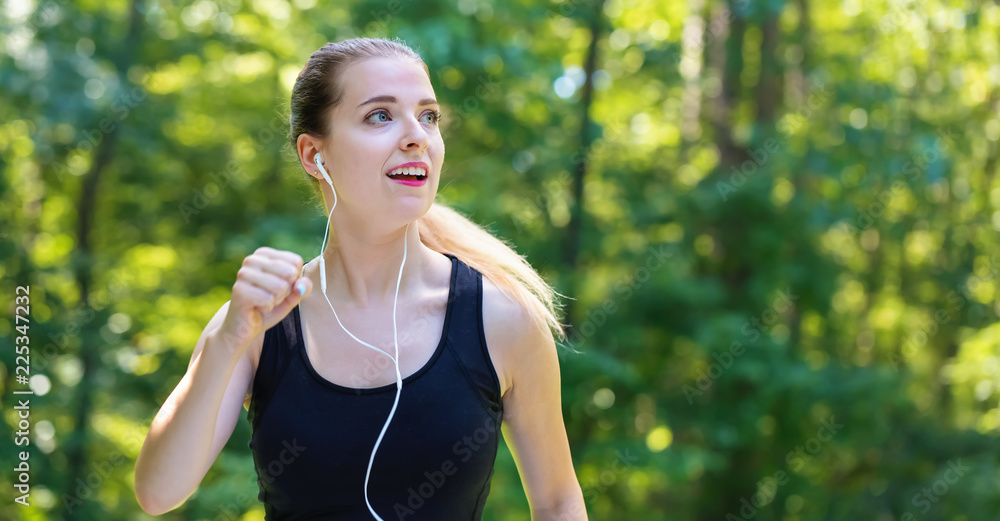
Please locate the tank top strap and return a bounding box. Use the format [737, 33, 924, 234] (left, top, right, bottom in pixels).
[247, 310, 298, 429]
[443, 253, 504, 423]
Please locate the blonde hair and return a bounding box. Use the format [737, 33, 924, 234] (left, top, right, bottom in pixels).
[418, 202, 568, 343]
[289, 37, 569, 344]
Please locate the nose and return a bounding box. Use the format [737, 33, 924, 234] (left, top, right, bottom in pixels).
[399, 115, 430, 152]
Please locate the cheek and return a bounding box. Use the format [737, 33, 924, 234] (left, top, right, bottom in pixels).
[433, 138, 445, 159]
[334, 139, 385, 173]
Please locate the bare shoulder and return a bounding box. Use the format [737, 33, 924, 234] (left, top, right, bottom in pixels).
[481, 277, 517, 398]
[481, 275, 552, 399]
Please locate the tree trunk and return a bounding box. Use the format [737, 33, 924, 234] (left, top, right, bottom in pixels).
[63, 0, 144, 511]
[563, 0, 602, 330]
[755, 13, 780, 129]
[680, 0, 707, 148]
[708, 1, 746, 168]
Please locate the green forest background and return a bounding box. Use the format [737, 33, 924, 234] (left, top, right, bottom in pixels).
[3, 0, 1000, 519]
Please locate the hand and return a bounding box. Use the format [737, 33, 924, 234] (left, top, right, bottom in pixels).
[217, 247, 312, 354]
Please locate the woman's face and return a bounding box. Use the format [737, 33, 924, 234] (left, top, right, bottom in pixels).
[320, 56, 444, 228]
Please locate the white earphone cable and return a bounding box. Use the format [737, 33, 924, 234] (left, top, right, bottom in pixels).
[312, 156, 406, 520]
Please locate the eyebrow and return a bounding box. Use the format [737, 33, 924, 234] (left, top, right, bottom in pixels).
[357, 95, 439, 108]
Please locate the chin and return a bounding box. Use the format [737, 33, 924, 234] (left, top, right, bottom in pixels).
[388, 205, 430, 225]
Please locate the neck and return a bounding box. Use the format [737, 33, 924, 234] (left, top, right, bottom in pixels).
[313, 219, 427, 309]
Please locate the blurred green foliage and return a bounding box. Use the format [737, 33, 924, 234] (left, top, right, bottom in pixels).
[3, 0, 1000, 520]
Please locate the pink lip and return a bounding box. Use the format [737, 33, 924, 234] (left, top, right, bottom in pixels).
[392, 178, 427, 186]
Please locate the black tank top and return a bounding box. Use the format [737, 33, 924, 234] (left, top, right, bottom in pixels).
[246, 253, 504, 520]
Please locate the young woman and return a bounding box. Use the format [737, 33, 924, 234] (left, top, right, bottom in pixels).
[134, 37, 587, 520]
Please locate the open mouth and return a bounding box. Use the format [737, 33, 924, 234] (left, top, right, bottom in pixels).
[386, 166, 427, 181]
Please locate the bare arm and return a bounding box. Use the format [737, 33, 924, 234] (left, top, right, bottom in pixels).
[483, 281, 587, 521]
[134, 247, 311, 515]
[133, 303, 259, 515]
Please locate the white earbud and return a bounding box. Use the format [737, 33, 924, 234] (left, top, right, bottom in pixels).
[314, 152, 333, 186]
[314, 152, 337, 294]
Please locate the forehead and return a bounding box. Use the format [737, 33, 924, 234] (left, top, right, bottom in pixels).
[339, 57, 434, 104]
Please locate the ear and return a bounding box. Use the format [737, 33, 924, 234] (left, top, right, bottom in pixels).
[296, 133, 326, 181]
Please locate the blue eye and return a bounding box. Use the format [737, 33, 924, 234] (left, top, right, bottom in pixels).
[365, 110, 390, 124]
[422, 111, 442, 124]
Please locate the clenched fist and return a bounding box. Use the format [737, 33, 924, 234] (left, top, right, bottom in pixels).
[217, 246, 312, 353]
